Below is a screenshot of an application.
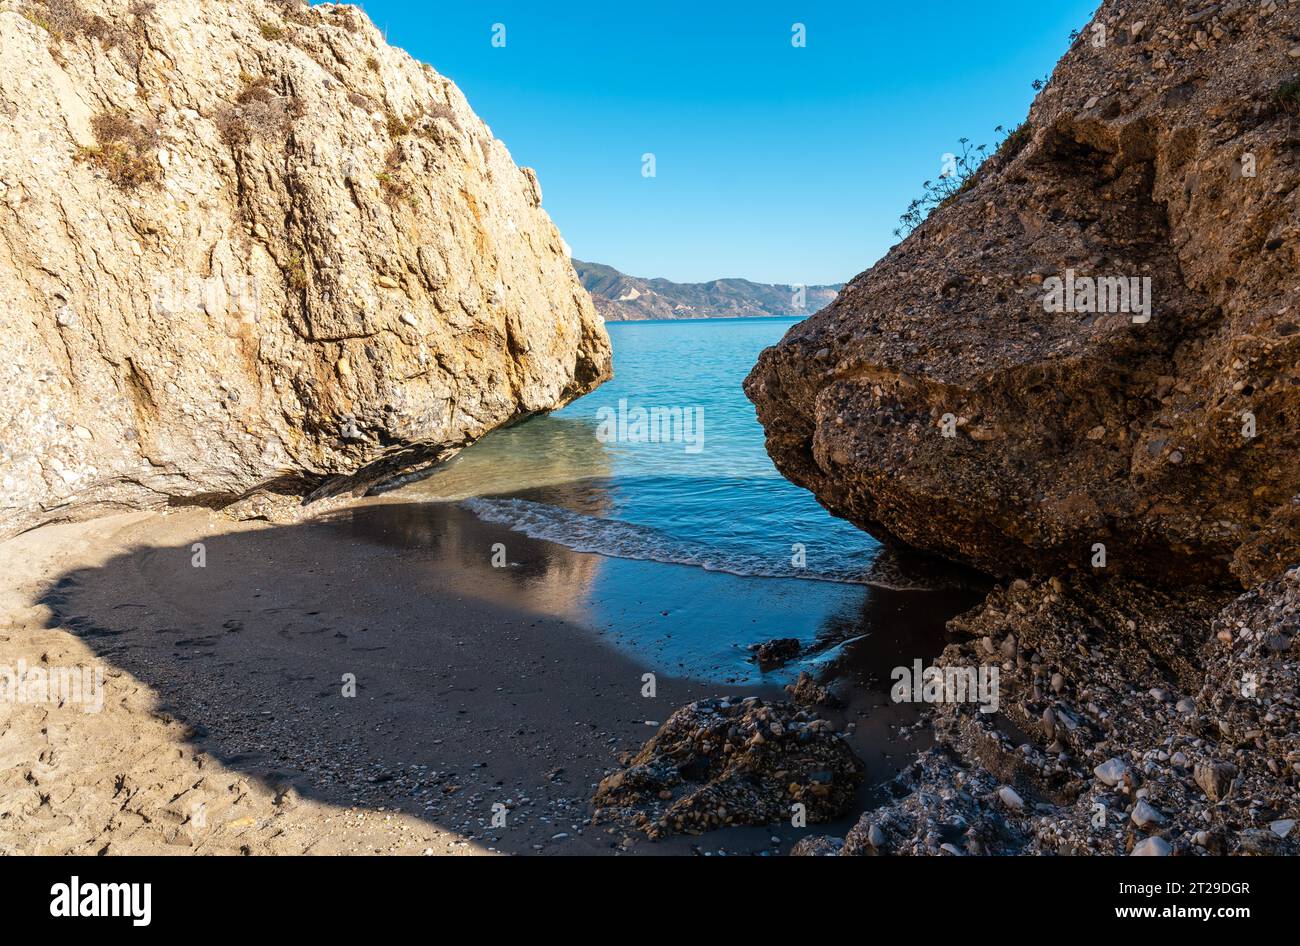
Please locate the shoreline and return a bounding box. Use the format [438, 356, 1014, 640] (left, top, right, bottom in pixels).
[0, 498, 976, 855]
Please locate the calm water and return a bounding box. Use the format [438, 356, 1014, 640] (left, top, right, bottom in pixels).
[404, 317, 889, 585]
[373, 316, 985, 786]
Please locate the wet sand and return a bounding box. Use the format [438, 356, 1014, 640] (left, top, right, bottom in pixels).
[0, 499, 983, 855]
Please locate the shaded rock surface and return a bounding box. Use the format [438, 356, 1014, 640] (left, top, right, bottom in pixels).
[744, 0, 1300, 586]
[793, 748, 1030, 856]
[592, 697, 862, 838]
[0, 0, 611, 537]
[752, 636, 802, 670]
[797, 572, 1298, 855]
[786, 670, 840, 708]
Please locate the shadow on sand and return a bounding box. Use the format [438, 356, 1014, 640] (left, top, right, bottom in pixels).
[35, 498, 987, 855]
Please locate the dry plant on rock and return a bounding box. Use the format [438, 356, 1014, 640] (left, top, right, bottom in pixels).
[76, 108, 160, 188]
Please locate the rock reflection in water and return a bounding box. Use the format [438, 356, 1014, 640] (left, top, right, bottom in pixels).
[401, 414, 613, 515]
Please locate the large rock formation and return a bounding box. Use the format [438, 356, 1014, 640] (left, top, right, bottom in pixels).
[745, 0, 1299, 588]
[0, 0, 610, 537]
[737, 0, 1300, 857]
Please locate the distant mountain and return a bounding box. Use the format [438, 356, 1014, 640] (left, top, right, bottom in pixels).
[573, 259, 841, 322]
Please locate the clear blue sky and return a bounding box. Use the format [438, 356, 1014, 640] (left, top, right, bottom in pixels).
[339, 1, 1099, 285]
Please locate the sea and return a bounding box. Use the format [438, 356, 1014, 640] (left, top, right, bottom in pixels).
[388, 316, 984, 685]
[406, 317, 883, 584]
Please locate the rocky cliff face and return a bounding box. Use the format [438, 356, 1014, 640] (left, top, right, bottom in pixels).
[737, 0, 1300, 856]
[746, 0, 1298, 588]
[0, 0, 611, 537]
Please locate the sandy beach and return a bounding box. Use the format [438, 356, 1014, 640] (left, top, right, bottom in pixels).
[0, 499, 980, 856]
[0, 0, 1294, 891]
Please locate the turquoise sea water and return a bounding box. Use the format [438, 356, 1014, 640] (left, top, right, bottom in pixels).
[405, 317, 887, 585]
[379, 316, 984, 691]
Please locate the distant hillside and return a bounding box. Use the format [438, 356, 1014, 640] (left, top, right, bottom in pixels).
[573, 260, 841, 322]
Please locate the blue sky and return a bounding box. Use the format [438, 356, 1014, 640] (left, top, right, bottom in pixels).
[341, 1, 1099, 285]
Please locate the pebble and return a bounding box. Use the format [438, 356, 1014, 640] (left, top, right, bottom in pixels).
[1094, 757, 1128, 787]
[998, 786, 1025, 811]
[1193, 761, 1236, 802]
[1131, 837, 1172, 856]
[1270, 819, 1294, 839]
[1130, 799, 1165, 829]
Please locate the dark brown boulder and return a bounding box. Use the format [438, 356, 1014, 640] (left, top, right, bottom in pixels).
[745, 0, 1299, 586]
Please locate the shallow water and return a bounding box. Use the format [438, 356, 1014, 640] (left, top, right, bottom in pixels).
[323, 498, 984, 799]
[404, 317, 887, 585]
[395, 317, 984, 684]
